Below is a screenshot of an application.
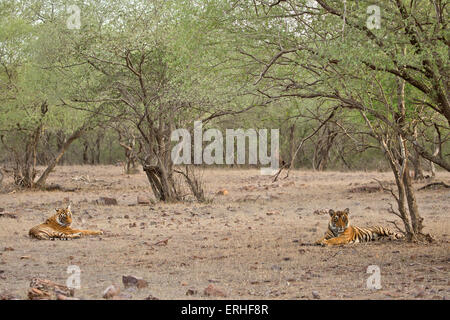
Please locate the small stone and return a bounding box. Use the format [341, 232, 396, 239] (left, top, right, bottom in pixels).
[203, 284, 227, 297]
[102, 285, 120, 299]
[122, 275, 148, 289]
[137, 196, 150, 205]
[414, 289, 426, 298]
[186, 288, 198, 296]
[271, 265, 282, 271]
[217, 189, 229, 195]
[3, 247, 14, 252]
[56, 294, 80, 300]
[312, 290, 320, 299]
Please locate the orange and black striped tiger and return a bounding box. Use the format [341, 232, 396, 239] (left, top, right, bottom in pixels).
[315, 208, 403, 246]
[29, 205, 103, 240]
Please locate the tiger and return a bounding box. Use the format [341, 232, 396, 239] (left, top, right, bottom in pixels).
[29, 205, 103, 240]
[315, 208, 404, 246]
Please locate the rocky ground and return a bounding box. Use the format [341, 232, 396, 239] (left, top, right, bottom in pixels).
[0, 166, 448, 299]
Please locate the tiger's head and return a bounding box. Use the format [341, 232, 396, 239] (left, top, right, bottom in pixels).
[328, 208, 350, 235]
[52, 205, 73, 227]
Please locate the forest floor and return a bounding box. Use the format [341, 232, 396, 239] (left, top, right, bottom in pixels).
[0, 165, 448, 300]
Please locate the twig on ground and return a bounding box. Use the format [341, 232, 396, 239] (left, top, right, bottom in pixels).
[153, 236, 173, 246]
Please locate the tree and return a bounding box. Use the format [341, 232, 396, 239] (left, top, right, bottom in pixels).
[230, 0, 449, 240]
[0, 0, 105, 188]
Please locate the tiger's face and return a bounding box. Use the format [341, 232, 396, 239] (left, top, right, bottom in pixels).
[54, 206, 73, 227]
[328, 208, 350, 234]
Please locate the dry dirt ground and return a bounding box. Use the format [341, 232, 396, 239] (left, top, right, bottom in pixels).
[0, 166, 448, 300]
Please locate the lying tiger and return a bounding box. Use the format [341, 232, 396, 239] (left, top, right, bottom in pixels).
[29, 205, 103, 240]
[316, 208, 403, 246]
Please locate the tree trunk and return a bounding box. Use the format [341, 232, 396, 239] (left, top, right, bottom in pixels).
[402, 162, 423, 235]
[94, 132, 103, 164]
[56, 130, 66, 166]
[313, 126, 337, 171]
[34, 127, 85, 188]
[411, 128, 424, 180]
[143, 164, 179, 202]
[82, 141, 89, 164]
[13, 124, 42, 188]
[288, 123, 296, 168]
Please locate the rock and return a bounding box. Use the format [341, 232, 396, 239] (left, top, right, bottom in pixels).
[312, 290, 320, 299]
[28, 288, 51, 300]
[384, 291, 401, 298]
[271, 265, 282, 271]
[4, 247, 14, 251]
[102, 285, 120, 299]
[145, 294, 159, 300]
[186, 288, 198, 296]
[0, 208, 3, 213]
[414, 289, 426, 298]
[203, 284, 227, 297]
[29, 278, 74, 298]
[122, 275, 148, 289]
[96, 197, 118, 206]
[56, 294, 80, 300]
[217, 189, 229, 195]
[266, 211, 280, 216]
[137, 196, 150, 205]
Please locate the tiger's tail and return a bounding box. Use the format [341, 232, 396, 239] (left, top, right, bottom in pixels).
[370, 226, 404, 240]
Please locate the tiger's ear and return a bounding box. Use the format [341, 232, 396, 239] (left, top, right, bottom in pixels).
[343, 208, 350, 214]
[55, 208, 59, 212]
[328, 209, 335, 216]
